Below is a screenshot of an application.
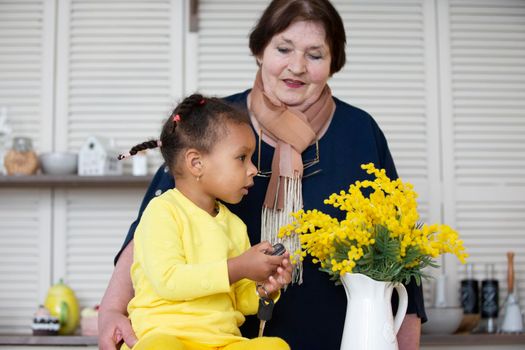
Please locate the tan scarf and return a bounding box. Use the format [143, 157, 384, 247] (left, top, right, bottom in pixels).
[249, 70, 335, 283]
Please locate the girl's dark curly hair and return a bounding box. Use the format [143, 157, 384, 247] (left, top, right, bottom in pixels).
[119, 93, 250, 174]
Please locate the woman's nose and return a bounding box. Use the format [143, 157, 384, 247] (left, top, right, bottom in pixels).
[287, 53, 306, 75]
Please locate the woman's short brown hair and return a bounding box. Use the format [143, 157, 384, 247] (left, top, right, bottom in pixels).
[249, 0, 346, 75]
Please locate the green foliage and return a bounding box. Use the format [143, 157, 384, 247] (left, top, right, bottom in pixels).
[323, 224, 438, 285]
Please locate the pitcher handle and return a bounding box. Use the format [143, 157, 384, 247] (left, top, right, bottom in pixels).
[393, 283, 408, 335]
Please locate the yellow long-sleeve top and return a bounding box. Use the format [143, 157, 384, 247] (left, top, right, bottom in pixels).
[128, 189, 260, 347]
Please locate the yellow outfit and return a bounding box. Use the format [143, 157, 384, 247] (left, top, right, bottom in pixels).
[131, 333, 288, 350]
[124, 189, 288, 350]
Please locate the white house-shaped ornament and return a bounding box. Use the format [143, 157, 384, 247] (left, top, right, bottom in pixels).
[78, 136, 122, 176]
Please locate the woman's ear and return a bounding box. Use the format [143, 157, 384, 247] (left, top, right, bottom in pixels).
[184, 148, 204, 178]
[255, 56, 262, 66]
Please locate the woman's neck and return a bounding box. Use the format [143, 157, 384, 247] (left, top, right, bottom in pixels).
[247, 90, 335, 145]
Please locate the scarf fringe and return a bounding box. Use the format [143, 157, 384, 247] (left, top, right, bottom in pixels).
[261, 176, 303, 285]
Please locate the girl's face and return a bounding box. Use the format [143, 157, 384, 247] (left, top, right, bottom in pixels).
[257, 20, 332, 112]
[200, 121, 257, 205]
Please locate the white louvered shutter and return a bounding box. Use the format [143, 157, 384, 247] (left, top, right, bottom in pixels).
[0, 190, 52, 334]
[55, 0, 184, 169]
[53, 189, 144, 308]
[0, 0, 54, 150]
[197, 0, 266, 95]
[0, 0, 55, 334]
[439, 0, 525, 311]
[330, 0, 441, 233]
[332, 1, 435, 177]
[52, 0, 184, 309]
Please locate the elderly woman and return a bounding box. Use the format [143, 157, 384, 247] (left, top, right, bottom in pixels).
[99, 1, 426, 349]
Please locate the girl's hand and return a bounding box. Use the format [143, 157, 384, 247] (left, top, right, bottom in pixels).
[227, 241, 285, 284]
[258, 251, 293, 296]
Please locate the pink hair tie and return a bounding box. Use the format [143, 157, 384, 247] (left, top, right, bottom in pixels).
[199, 99, 205, 105]
[173, 114, 181, 123]
[157, 140, 162, 148]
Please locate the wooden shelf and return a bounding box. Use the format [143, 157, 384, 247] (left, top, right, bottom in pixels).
[0, 174, 152, 188]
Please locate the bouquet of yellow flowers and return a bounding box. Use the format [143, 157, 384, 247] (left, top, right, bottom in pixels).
[279, 163, 468, 285]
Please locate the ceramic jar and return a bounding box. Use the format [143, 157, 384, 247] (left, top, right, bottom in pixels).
[4, 136, 39, 175]
[44, 279, 80, 335]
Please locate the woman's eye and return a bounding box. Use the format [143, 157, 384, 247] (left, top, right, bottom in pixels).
[308, 53, 322, 60]
[277, 47, 290, 54]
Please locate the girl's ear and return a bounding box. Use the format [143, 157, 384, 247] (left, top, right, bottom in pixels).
[184, 148, 203, 178]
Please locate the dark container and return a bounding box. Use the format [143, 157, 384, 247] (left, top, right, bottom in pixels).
[461, 279, 480, 314]
[481, 279, 499, 319]
[460, 263, 480, 314]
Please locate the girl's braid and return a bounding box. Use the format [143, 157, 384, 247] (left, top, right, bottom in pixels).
[118, 94, 206, 161]
[117, 139, 159, 160]
[130, 140, 159, 155]
[170, 93, 205, 132]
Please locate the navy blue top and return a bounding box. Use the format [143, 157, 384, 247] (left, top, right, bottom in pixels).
[116, 89, 427, 350]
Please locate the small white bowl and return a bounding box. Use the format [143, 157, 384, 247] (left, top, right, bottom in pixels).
[39, 152, 78, 175]
[422, 307, 463, 334]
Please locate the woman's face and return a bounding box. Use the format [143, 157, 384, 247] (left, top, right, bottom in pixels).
[257, 20, 332, 111]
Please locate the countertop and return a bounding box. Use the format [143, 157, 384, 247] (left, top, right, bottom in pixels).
[1, 334, 524, 346]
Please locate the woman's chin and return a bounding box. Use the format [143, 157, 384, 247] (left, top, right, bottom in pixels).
[275, 93, 305, 107]
[275, 93, 320, 111]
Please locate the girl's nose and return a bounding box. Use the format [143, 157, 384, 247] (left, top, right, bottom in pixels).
[248, 160, 257, 177]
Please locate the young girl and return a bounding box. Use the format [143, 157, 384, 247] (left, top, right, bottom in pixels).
[118, 94, 291, 350]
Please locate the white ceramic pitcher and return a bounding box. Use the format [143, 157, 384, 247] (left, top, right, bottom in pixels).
[340, 273, 408, 350]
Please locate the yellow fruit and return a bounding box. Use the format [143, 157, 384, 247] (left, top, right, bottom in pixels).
[44, 279, 80, 335]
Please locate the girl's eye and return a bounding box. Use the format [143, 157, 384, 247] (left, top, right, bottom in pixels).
[238, 155, 246, 162]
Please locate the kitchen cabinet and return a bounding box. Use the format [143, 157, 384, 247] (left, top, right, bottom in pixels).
[1, 0, 181, 335]
[0, 175, 153, 334]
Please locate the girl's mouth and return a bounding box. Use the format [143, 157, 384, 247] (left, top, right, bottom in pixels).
[242, 184, 253, 195]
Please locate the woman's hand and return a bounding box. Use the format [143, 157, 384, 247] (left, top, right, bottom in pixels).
[98, 242, 138, 350]
[98, 308, 137, 350]
[228, 241, 285, 284]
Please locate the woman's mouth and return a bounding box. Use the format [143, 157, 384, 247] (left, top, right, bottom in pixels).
[283, 79, 305, 88]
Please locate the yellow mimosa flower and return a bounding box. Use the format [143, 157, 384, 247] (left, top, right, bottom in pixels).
[279, 163, 467, 284]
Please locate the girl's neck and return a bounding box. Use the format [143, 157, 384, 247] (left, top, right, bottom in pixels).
[175, 178, 218, 216]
